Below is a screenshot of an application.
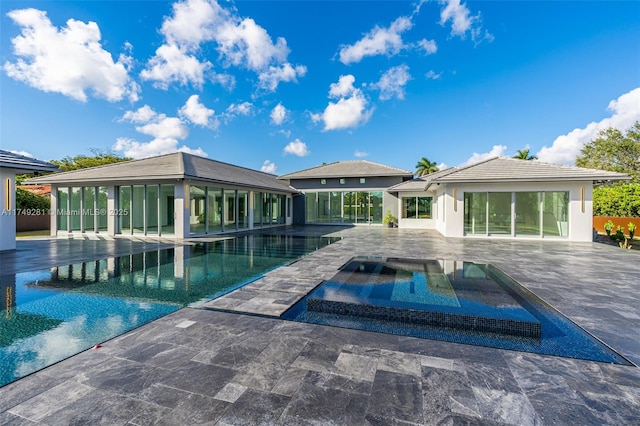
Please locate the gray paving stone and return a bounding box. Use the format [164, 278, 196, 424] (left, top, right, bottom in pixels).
[368, 370, 424, 424]
[217, 388, 290, 425]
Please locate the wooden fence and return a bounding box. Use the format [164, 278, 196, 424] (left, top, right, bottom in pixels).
[16, 214, 50, 232]
[593, 216, 640, 235]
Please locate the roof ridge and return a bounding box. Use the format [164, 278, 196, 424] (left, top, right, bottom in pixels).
[182, 152, 280, 177]
[278, 161, 341, 178]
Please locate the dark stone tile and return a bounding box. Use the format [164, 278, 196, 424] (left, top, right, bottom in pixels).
[218, 388, 290, 425]
[465, 363, 522, 393]
[155, 360, 236, 398]
[278, 379, 369, 426]
[76, 357, 164, 398]
[0, 373, 67, 412]
[0, 411, 37, 425]
[367, 370, 423, 424]
[529, 399, 600, 425]
[306, 370, 373, 396]
[203, 342, 266, 370]
[153, 392, 230, 426]
[119, 342, 175, 363]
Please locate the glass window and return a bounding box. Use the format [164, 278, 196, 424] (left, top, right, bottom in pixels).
[320, 179, 326, 185]
[370, 191, 383, 224]
[305, 192, 317, 223]
[253, 192, 262, 226]
[97, 187, 108, 232]
[160, 185, 174, 235]
[83, 187, 95, 232]
[417, 197, 432, 219]
[515, 192, 540, 236]
[356, 192, 368, 223]
[190, 185, 206, 235]
[262, 193, 271, 224]
[488, 192, 512, 235]
[343, 192, 355, 223]
[207, 187, 222, 233]
[57, 188, 68, 231]
[238, 191, 249, 229]
[118, 186, 131, 234]
[132, 185, 145, 234]
[330, 192, 342, 222]
[317, 192, 330, 222]
[464, 192, 487, 235]
[271, 193, 278, 224]
[225, 189, 236, 229]
[543, 192, 569, 237]
[340, 178, 346, 185]
[146, 185, 159, 235]
[70, 187, 81, 231]
[402, 197, 417, 219]
[360, 178, 366, 184]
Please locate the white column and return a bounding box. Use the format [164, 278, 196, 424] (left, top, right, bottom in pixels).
[0, 170, 17, 251]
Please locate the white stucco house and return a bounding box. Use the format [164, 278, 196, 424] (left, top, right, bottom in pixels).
[0, 150, 59, 251]
[388, 157, 630, 241]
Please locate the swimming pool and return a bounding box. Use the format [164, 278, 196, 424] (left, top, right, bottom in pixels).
[0, 234, 338, 387]
[283, 256, 633, 365]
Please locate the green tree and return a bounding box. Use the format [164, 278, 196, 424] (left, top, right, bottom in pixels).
[51, 149, 132, 172]
[575, 122, 640, 183]
[513, 148, 537, 160]
[415, 157, 439, 177]
[16, 188, 50, 210]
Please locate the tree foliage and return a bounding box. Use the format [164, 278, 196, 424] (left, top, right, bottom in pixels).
[513, 148, 537, 160]
[50, 149, 131, 172]
[593, 184, 640, 217]
[415, 157, 439, 177]
[575, 122, 640, 183]
[16, 188, 50, 210]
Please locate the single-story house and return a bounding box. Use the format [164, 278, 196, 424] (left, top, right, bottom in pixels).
[26, 152, 297, 238]
[26, 153, 630, 242]
[387, 157, 630, 241]
[0, 150, 59, 251]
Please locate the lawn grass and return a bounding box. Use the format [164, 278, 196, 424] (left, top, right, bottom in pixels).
[16, 230, 51, 238]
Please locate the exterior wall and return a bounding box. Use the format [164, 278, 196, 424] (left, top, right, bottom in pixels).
[288, 176, 408, 191]
[437, 181, 594, 241]
[0, 169, 17, 251]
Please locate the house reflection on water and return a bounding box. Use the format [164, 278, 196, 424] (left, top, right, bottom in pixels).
[34, 234, 338, 307]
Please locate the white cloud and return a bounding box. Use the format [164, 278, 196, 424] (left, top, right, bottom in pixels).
[439, 0, 493, 43]
[179, 94, 215, 127]
[140, 43, 211, 89]
[374, 65, 412, 101]
[536, 87, 640, 165]
[142, 0, 305, 91]
[226, 101, 253, 116]
[354, 150, 368, 158]
[338, 16, 413, 64]
[258, 63, 307, 92]
[425, 70, 442, 80]
[122, 105, 158, 124]
[113, 137, 207, 159]
[418, 39, 437, 55]
[329, 75, 356, 98]
[460, 145, 507, 167]
[115, 105, 206, 159]
[4, 8, 138, 102]
[313, 75, 372, 131]
[260, 160, 277, 173]
[9, 150, 34, 158]
[270, 103, 287, 125]
[283, 138, 310, 157]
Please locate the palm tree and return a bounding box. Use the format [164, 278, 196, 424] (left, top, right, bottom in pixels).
[415, 157, 439, 177]
[513, 148, 537, 160]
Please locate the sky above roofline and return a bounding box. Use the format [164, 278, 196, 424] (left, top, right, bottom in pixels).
[2, 0, 639, 175]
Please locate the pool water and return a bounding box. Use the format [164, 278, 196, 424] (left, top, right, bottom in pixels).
[283, 256, 633, 365]
[0, 234, 338, 387]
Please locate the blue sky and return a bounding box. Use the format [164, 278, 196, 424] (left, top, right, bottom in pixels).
[2, 0, 639, 175]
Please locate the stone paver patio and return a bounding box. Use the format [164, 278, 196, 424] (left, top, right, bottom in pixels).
[1, 226, 639, 425]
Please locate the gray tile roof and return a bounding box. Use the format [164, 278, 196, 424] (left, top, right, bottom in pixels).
[26, 152, 296, 193]
[0, 150, 59, 173]
[278, 160, 413, 179]
[387, 168, 458, 192]
[388, 157, 630, 191]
